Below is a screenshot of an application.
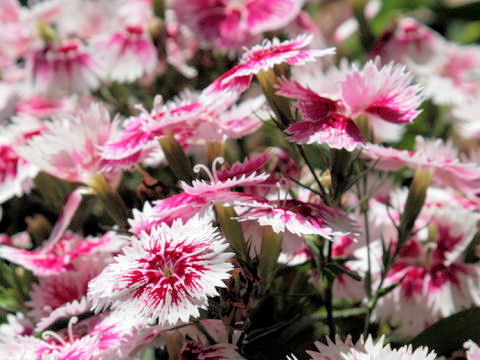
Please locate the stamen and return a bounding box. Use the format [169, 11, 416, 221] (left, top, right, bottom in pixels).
[42, 331, 67, 346]
[193, 164, 215, 183]
[68, 316, 79, 343]
[193, 157, 225, 183]
[211, 157, 225, 182]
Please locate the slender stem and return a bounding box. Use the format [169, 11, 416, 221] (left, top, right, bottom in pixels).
[296, 145, 329, 203]
[87, 174, 129, 230]
[325, 240, 335, 339]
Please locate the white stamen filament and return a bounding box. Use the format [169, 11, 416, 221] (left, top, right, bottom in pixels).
[193, 157, 225, 183]
[42, 331, 67, 346]
[68, 316, 79, 343]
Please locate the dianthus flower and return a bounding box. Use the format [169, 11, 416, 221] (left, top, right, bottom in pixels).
[16, 103, 122, 185]
[171, 0, 304, 52]
[88, 216, 233, 325]
[362, 136, 480, 195]
[306, 335, 436, 360]
[276, 59, 423, 150]
[204, 34, 335, 95]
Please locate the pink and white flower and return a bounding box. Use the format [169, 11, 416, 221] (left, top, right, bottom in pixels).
[27, 256, 111, 331]
[0, 231, 123, 276]
[93, 24, 158, 83]
[276, 60, 423, 149]
[16, 103, 122, 184]
[465, 340, 480, 360]
[88, 216, 233, 325]
[171, 0, 305, 52]
[101, 92, 264, 168]
[0, 116, 44, 204]
[24, 39, 102, 96]
[362, 136, 480, 196]
[306, 335, 436, 360]
[204, 34, 335, 95]
[0, 313, 136, 360]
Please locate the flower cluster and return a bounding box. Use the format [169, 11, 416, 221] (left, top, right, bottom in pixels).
[1, 1, 480, 359]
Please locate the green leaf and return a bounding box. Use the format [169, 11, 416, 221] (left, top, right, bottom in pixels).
[325, 263, 362, 282]
[411, 307, 480, 356]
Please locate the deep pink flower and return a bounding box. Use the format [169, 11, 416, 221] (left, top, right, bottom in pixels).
[204, 34, 335, 95]
[340, 60, 423, 124]
[88, 216, 233, 325]
[0, 314, 136, 360]
[171, 0, 305, 52]
[0, 116, 44, 204]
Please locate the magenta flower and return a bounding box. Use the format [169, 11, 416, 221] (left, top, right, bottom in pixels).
[88, 216, 233, 325]
[171, 0, 305, 52]
[341, 60, 423, 124]
[0, 314, 135, 360]
[356, 188, 480, 336]
[204, 34, 335, 95]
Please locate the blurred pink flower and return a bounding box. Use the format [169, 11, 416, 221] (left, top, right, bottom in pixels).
[93, 24, 158, 83]
[24, 39, 102, 96]
[171, 0, 305, 52]
[363, 136, 480, 195]
[16, 103, 122, 184]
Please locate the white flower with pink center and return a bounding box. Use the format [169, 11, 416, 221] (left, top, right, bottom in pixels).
[24, 39, 102, 96]
[16, 103, 122, 184]
[361, 194, 480, 336]
[93, 24, 158, 83]
[171, 0, 305, 52]
[204, 34, 335, 95]
[306, 335, 436, 360]
[88, 216, 233, 325]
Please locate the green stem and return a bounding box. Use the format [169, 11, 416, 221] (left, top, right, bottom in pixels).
[87, 174, 129, 230]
